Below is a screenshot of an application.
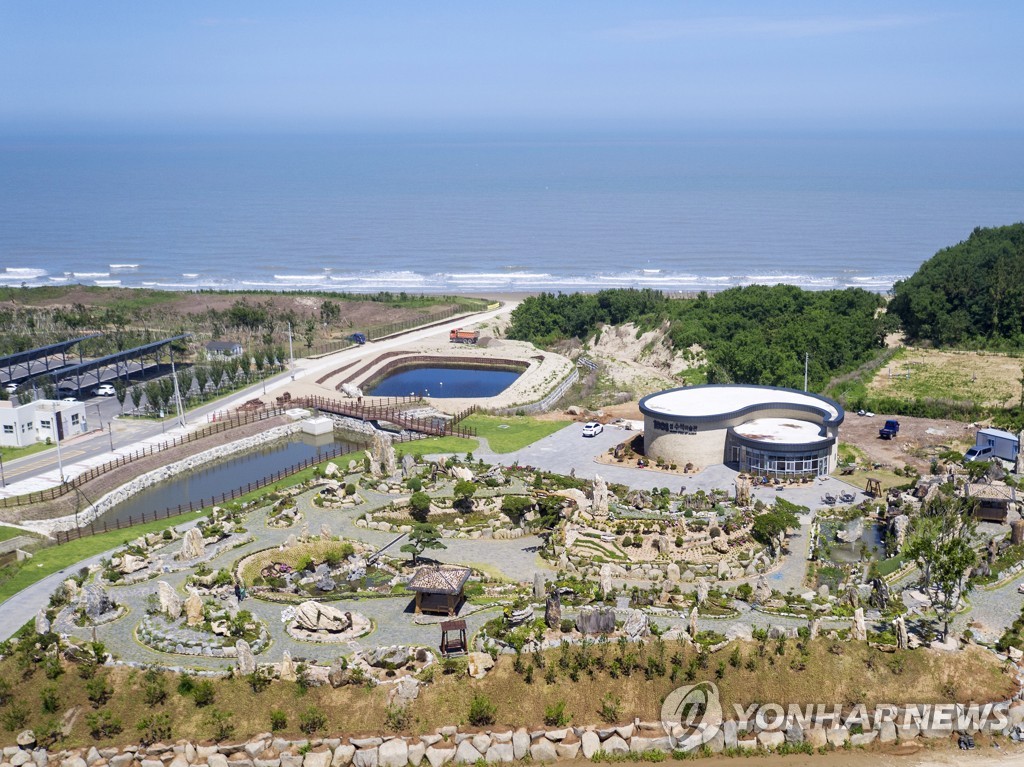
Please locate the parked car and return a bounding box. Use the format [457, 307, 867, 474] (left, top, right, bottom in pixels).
[3, 382, 17, 394]
[1018, 582, 1024, 595]
[964, 445, 994, 463]
[61, 396, 78, 403]
[95, 383, 116, 397]
[582, 421, 604, 437]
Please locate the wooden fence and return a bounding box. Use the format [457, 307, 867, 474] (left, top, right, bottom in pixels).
[0, 406, 285, 509]
[290, 395, 478, 439]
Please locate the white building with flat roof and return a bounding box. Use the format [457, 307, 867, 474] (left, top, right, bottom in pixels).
[0, 399, 88, 448]
[639, 384, 844, 477]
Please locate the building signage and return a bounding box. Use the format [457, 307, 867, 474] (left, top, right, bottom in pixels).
[653, 420, 697, 435]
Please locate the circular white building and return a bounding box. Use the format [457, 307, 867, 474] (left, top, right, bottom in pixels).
[639, 384, 844, 477]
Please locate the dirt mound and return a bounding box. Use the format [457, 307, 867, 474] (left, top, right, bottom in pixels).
[586, 321, 700, 391]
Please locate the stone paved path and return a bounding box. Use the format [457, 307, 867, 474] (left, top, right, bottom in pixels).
[58, 476, 557, 671]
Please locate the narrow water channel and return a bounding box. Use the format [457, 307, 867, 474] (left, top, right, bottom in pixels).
[94, 432, 360, 527]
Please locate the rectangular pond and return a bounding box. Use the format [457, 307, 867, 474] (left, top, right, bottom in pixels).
[368, 365, 521, 398]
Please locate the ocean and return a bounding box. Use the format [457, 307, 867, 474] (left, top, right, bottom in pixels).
[1, 131, 1022, 295]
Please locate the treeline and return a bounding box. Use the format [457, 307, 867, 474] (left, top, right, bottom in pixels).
[508, 286, 887, 390]
[889, 223, 1024, 348]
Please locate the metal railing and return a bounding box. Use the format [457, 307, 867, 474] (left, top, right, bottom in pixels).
[0, 406, 286, 509]
[52, 443, 355, 544]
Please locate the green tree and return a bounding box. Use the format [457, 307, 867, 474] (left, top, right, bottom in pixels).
[400, 523, 446, 565]
[905, 495, 979, 641]
[409, 491, 432, 523]
[453, 480, 477, 513]
[751, 501, 802, 557]
[113, 378, 127, 413]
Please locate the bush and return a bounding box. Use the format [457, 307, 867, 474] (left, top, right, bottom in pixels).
[86, 675, 113, 707]
[299, 706, 327, 735]
[86, 710, 122, 739]
[1, 702, 28, 731]
[191, 680, 216, 707]
[177, 674, 196, 696]
[543, 700, 570, 727]
[409, 491, 432, 523]
[207, 708, 235, 742]
[468, 694, 497, 726]
[407, 477, 423, 492]
[385, 704, 410, 731]
[41, 685, 60, 713]
[270, 710, 288, 732]
[136, 713, 172, 746]
[560, 618, 575, 633]
[599, 694, 621, 724]
[247, 669, 271, 693]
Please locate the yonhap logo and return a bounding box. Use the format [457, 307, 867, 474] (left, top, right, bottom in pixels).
[661, 682, 722, 748]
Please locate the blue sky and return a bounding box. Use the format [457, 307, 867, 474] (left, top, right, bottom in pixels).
[1, 1, 1021, 131]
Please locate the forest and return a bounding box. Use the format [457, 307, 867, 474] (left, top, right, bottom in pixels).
[888, 223, 1024, 348]
[507, 285, 888, 390]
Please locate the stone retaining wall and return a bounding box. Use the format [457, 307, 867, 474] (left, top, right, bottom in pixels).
[7, 699, 1023, 767]
[22, 424, 303, 536]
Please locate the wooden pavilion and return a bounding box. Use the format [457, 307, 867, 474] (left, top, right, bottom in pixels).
[406, 564, 472, 616]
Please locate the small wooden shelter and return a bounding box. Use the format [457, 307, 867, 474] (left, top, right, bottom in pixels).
[406, 564, 471, 616]
[439, 619, 468, 656]
[963, 482, 1018, 524]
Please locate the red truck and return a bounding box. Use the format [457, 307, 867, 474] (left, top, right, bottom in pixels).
[449, 328, 479, 344]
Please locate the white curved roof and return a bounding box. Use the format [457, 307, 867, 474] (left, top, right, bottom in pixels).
[733, 417, 825, 444]
[642, 385, 839, 419]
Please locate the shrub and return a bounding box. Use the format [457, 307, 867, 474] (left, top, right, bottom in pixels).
[299, 706, 327, 735]
[543, 700, 570, 727]
[409, 491, 432, 523]
[247, 669, 271, 693]
[207, 708, 235, 742]
[270, 710, 288, 732]
[86, 710, 123, 739]
[407, 477, 423, 492]
[86, 675, 113, 707]
[560, 618, 575, 633]
[1, 702, 28, 731]
[191, 680, 216, 707]
[41, 685, 60, 713]
[177, 674, 196, 696]
[599, 694, 621, 724]
[385, 704, 410, 731]
[136, 713, 172, 746]
[468, 694, 496, 726]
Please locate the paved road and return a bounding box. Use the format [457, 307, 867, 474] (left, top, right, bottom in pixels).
[0, 302, 514, 496]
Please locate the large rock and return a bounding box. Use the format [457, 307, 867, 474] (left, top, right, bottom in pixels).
[666, 563, 681, 582]
[528, 741, 556, 763]
[592, 475, 609, 516]
[753, 575, 772, 604]
[512, 730, 529, 760]
[454, 741, 482, 765]
[544, 592, 561, 629]
[158, 581, 182, 620]
[294, 601, 353, 633]
[533, 573, 546, 600]
[378, 740, 408, 767]
[467, 652, 494, 679]
[623, 609, 650, 639]
[117, 553, 148, 574]
[184, 591, 205, 626]
[178, 527, 206, 560]
[424, 747, 454, 767]
[366, 646, 413, 669]
[280, 651, 297, 682]
[852, 608, 867, 641]
[894, 615, 908, 650]
[575, 606, 616, 635]
[236, 639, 256, 675]
[35, 609, 51, 635]
[600, 736, 629, 756]
[695, 579, 709, 606]
[599, 564, 613, 598]
[80, 584, 115, 619]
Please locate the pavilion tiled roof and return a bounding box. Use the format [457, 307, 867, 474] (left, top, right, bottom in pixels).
[406, 565, 472, 595]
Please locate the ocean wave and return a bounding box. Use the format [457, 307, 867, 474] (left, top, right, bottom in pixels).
[94, 280, 122, 286]
[73, 271, 110, 278]
[109, 263, 139, 269]
[4, 267, 47, 278]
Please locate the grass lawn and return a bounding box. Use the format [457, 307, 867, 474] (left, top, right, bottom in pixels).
[0, 638, 1012, 747]
[0, 441, 54, 462]
[0, 511, 206, 605]
[867, 347, 1022, 408]
[394, 436, 479, 458]
[461, 414, 570, 453]
[0, 525, 28, 543]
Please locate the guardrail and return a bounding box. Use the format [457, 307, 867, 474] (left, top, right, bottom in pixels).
[52, 443, 356, 545]
[489, 367, 579, 416]
[0, 406, 286, 509]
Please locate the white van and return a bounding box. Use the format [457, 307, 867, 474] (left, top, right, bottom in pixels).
[963, 445, 994, 463]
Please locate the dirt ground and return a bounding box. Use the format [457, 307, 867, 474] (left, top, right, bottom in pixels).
[869, 347, 1024, 408]
[839, 412, 978, 472]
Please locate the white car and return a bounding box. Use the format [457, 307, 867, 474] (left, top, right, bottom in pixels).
[61, 396, 78, 403]
[3, 382, 17, 394]
[95, 383, 116, 397]
[582, 421, 604, 437]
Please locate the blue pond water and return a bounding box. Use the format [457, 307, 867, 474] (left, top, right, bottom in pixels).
[96, 433, 358, 526]
[369, 366, 521, 398]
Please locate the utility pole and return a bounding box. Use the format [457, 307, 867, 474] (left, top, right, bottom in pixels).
[804, 352, 809, 392]
[53, 405, 65, 484]
[170, 358, 186, 429]
[287, 322, 294, 368]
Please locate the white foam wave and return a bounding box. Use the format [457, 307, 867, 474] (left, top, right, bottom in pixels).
[182, 273, 199, 278]
[4, 267, 47, 278]
[94, 280, 121, 286]
[73, 271, 109, 278]
[109, 263, 139, 269]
